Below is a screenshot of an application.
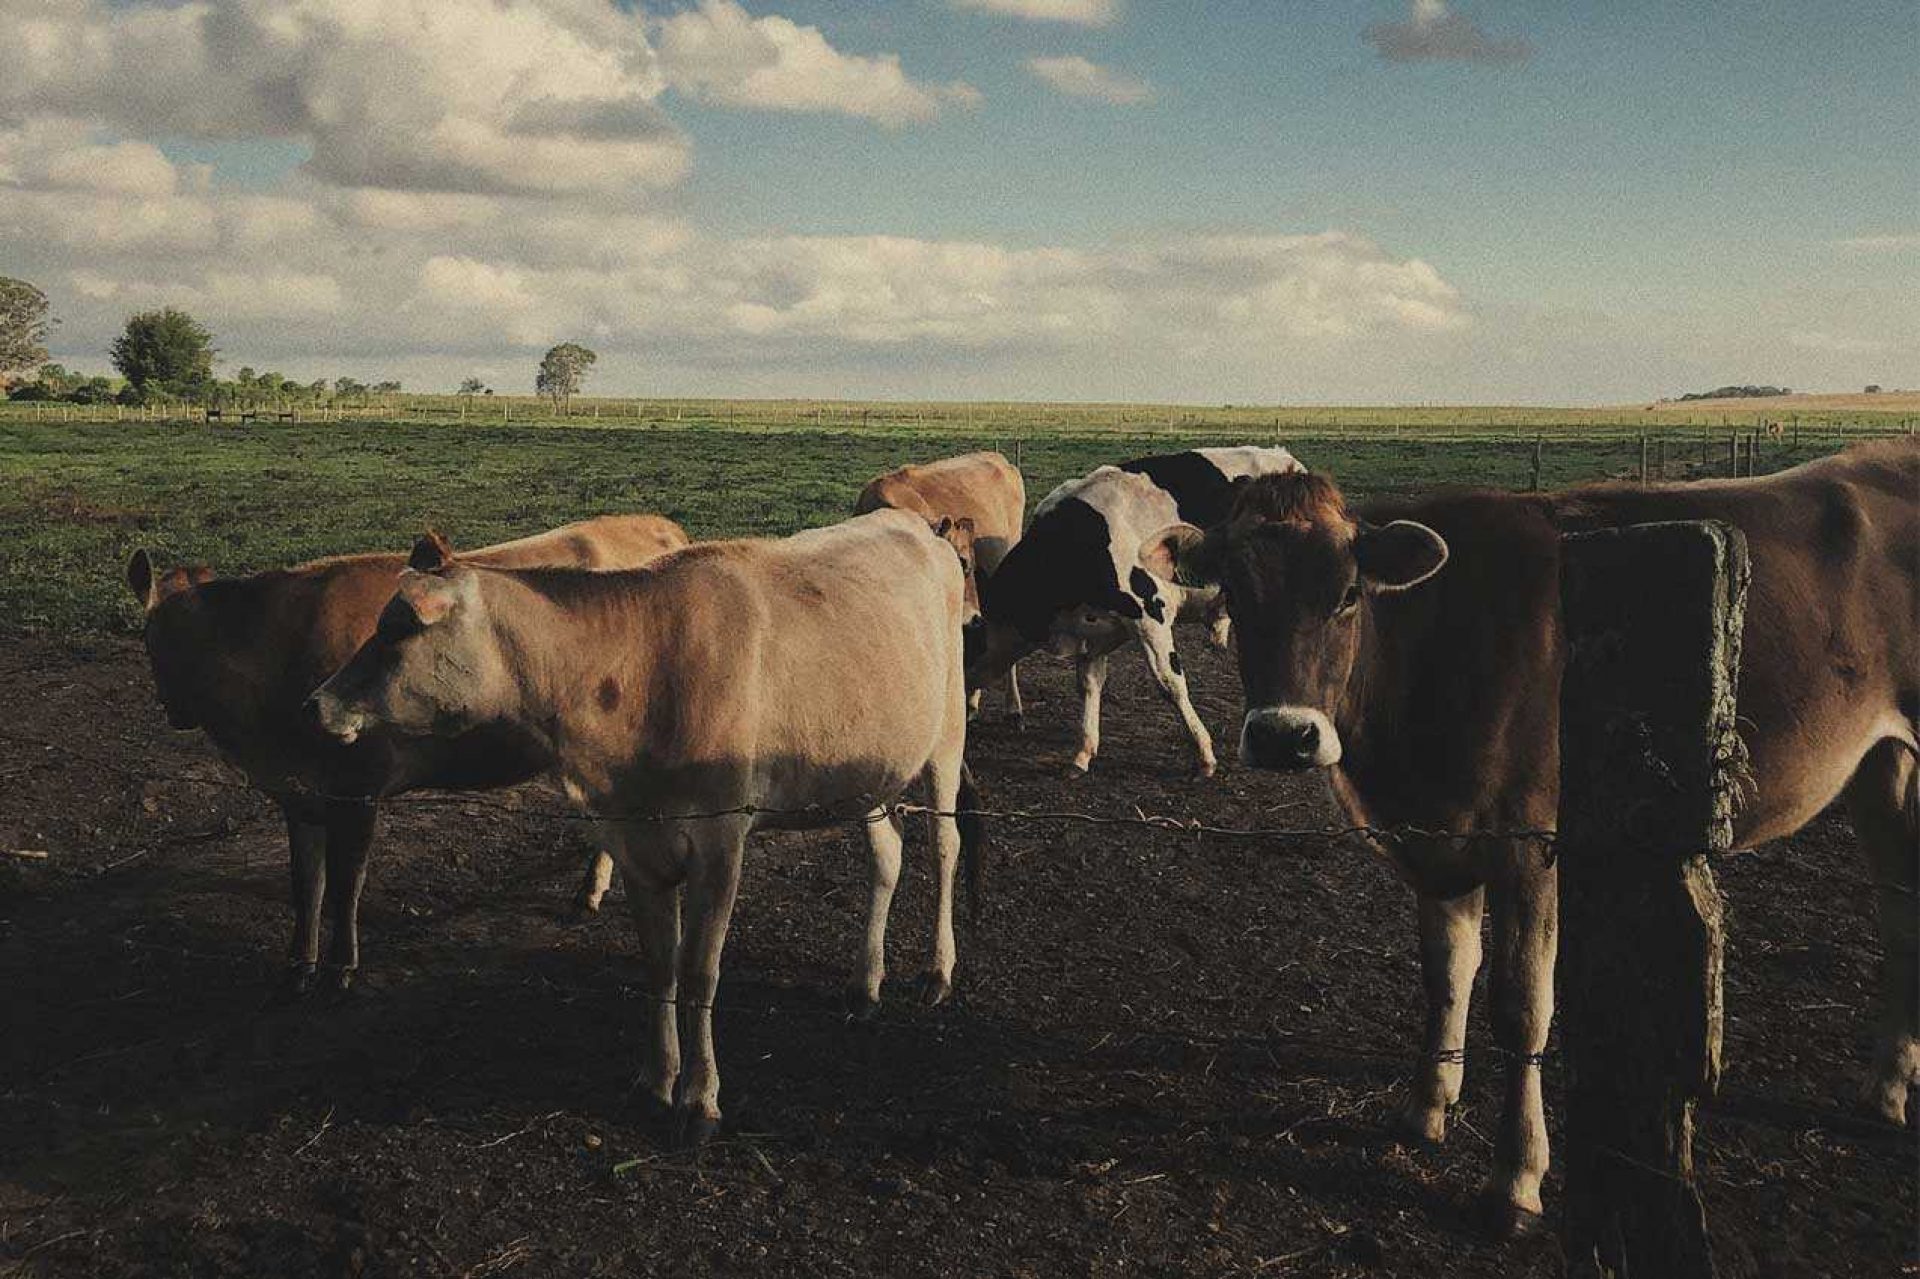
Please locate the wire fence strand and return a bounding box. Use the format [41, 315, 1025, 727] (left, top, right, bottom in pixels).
[0, 727, 1559, 852]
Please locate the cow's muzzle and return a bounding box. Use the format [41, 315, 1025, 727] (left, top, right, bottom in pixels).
[1240, 707, 1341, 771]
[305, 689, 365, 746]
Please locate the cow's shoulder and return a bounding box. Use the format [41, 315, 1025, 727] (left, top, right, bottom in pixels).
[1117, 450, 1260, 529]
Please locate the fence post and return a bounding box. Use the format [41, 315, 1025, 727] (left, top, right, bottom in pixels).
[1531, 434, 1545, 491]
[1639, 434, 1649, 483]
[1557, 520, 1748, 1279]
[1726, 435, 1738, 477]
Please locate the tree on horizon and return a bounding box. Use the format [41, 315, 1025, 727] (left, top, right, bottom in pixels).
[535, 342, 597, 413]
[110, 308, 216, 403]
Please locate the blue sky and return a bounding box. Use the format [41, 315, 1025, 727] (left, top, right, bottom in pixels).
[5, 0, 1915, 401]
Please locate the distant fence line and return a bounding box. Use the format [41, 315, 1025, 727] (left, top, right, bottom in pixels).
[3, 396, 1916, 444]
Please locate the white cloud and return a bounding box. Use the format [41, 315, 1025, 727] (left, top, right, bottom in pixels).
[1363, 0, 1531, 65]
[657, 1, 979, 125]
[952, 0, 1118, 26]
[0, 1, 1516, 400]
[1025, 56, 1154, 105]
[1832, 233, 1920, 253]
[1, 0, 686, 195]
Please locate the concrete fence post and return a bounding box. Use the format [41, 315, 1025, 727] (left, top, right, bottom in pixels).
[1557, 519, 1749, 1279]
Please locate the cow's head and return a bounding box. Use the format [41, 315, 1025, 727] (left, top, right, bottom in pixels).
[1141, 472, 1447, 772]
[126, 549, 217, 729]
[931, 515, 982, 621]
[307, 532, 511, 745]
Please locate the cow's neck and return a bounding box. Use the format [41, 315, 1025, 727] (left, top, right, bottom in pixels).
[1328, 592, 1424, 824]
[484, 569, 660, 800]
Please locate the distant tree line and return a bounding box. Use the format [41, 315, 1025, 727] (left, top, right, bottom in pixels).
[1675, 384, 1792, 402]
[3, 277, 603, 413]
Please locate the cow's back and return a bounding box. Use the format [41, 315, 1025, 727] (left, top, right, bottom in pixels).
[469, 513, 690, 571]
[616, 511, 966, 802]
[854, 452, 1025, 574]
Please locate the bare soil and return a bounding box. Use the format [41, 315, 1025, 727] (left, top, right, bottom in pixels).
[1, 635, 1912, 1277]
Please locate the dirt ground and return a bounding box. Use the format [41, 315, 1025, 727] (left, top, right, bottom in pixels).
[0, 634, 1912, 1278]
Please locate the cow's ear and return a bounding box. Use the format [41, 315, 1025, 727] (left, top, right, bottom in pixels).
[396, 572, 460, 625]
[952, 516, 976, 536]
[932, 516, 954, 538]
[1356, 520, 1448, 593]
[127, 549, 159, 609]
[1138, 523, 1215, 586]
[409, 529, 456, 572]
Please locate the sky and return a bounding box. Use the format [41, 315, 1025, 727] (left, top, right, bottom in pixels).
[1, 0, 1914, 403]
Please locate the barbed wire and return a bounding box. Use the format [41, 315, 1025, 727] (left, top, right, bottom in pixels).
[0, 727, 1560, 851]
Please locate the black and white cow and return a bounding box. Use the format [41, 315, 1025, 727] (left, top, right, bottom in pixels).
[968, 446, 1304, 776]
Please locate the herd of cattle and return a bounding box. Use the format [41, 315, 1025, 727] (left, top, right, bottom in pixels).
[125, 437, 1917, 1237]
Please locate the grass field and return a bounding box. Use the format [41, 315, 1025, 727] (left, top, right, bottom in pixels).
[0, 412, 1900, 636]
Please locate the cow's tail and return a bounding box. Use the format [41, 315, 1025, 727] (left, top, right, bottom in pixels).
[956, 761, 989, 926]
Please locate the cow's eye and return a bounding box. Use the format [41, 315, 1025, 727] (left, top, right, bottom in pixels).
[1336, 583, 1362, 614]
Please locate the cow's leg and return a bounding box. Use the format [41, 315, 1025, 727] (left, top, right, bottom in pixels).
[1478, 862, 1557, 1236]
[919, 742, 966, 1006]
[967, 688, 984, 719]
[1845, 738, 1919, 1125]
[1003, 662, 1024, 727]
[672, 819, 748, 1147]
[320, 800, 378, 993]
[617, 829, 684, 1125]
[849, 808, 903, 1016]
[1395, 885, 1485, 1144]
[569, 849, 616, 920]
[1205, 596, 1232, 653]
[1068, 636, 1120, 777]
[1132, 617, 1217, 777]
[280, 802, 326, 997]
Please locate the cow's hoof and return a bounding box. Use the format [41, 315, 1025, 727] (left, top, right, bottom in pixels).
[674, 1109, 721, 1150]
[1863, 1076, 1914, 1128]
[1471, 1192, 1545, 1242]
[278, 964, 319, 1001]
[1388, 1104, 1448, 1150]
[561, 897, 600, 926]
[1006, 713, 1026, 731]
[629, 1091, 676, 1143]
[915, 971, 953, 1007]
[320, 966, 358, 1002]
[1193, 762, 1218, 780]
[1064, 761, 1091, 780]
[843, 986, 882, 1022]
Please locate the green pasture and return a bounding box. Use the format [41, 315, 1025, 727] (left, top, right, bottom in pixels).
[0, 414, 1892, 637]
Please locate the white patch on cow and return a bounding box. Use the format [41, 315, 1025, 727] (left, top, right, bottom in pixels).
[1241, 705, 1342, 768]
[1193, 444, 1305, 479]
[1032, 445, 1302, 616]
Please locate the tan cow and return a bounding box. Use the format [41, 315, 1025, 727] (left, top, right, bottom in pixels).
[1153, 440, 1918, 1234]
[127, 513, 689, 994]
[855, 451, 1027, 722]
[308, 509, 983, 1145]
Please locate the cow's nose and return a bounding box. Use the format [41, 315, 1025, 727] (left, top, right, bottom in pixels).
[1243, 716, 1307, 769]
[305, 691, 361, 744]
[1240, 708, 1335, 771]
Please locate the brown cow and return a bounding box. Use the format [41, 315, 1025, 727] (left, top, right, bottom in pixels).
[127, 513, 689, 994]
[307, 509, 983, 1145]
[1149, 440, 1918, 1235]
[856, 451, 1027, 721]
